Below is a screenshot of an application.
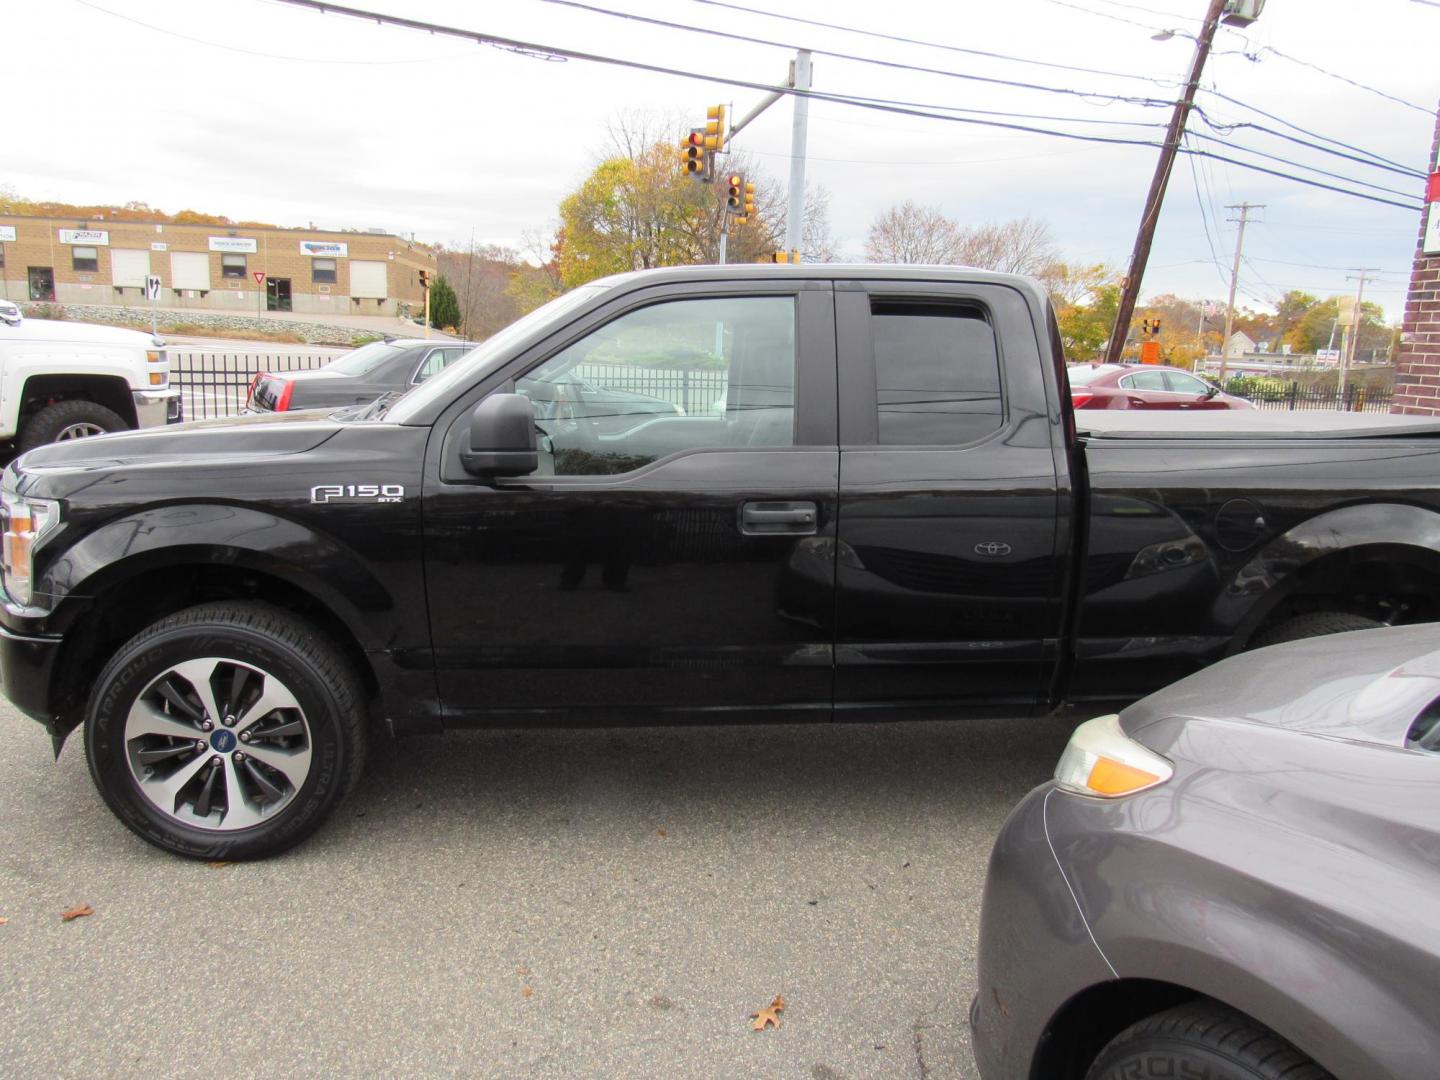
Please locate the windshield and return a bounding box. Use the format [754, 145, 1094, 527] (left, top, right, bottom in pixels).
[385, 284, 610, 423]
[325, 340, 406, 376]
[1066, 364, 1123, 386]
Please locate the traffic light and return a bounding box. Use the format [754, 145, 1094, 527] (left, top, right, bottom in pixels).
[1152, 318, 1162, 335]
[682, 128, 706, 179]
[726, 174, 744, 215]
[418, 269, 431, 290]
[766, 250, 801, 264]
[743, 181, 756, 218]
[705, 105, 726, 152]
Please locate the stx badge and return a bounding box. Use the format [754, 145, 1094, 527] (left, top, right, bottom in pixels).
[311, 484, 405, 504]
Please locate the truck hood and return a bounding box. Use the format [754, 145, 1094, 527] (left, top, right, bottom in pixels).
[1, 317, 162, 348]
[1121, 624, 1440, 749]
[13, 409, 342, 475]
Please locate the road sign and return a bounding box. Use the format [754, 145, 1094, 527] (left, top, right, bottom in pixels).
[253, 271, 267, 287]
[144, 275, 161, 301]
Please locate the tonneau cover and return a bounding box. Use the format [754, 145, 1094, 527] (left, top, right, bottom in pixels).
[1078, 409, 1440, 440]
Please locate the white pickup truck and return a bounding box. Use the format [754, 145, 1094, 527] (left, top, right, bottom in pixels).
[0, 315, 181, 449]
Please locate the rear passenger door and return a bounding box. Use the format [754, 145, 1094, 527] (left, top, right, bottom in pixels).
[1116, 368, 1176, 408]
[832, 280, 1064, 715]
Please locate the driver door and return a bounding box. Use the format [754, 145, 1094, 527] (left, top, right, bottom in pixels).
[422, 282, 840, 723]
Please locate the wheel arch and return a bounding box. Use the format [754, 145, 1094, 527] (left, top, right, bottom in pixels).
[1214, 502, 1440, 650]
[19, 373, 138, 429]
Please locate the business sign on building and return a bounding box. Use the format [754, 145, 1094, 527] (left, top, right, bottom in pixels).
[59, 229, 109, 245]
[208, 236, 258, 253]
[299, 240, 347, 258]
[0, 226, 15, 242]
[1425, 202, 1440, 256]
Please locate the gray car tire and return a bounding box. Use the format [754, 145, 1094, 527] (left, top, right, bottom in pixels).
[84, 602, 367, 860]
[1085, 1001, 1334, 1080]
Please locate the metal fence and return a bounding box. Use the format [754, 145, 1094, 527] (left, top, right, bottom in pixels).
[574, 361, 728, 417]
[171, 352, 331, 420]
[1231, 382, 1394, 414]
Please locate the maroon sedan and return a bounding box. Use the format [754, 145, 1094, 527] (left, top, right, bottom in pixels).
[1067, 363, 1253, 410]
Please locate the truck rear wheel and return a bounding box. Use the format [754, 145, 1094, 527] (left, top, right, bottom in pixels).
[84, 602, 367, 860]
[17, 400, 127, 450]
[1250, 611, 1384, 649]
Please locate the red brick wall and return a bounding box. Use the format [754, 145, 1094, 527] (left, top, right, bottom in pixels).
[1392, 107, 1440, 415]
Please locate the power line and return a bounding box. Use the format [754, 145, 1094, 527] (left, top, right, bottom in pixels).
[677, 0, 1180, 86]
[266, 0, 1425, 213]
[1193, 106, 1425, 180]
[1246, 45, 1432, 116]
[529, 0, 1180, 108]
[1185, 131, 1423, 202]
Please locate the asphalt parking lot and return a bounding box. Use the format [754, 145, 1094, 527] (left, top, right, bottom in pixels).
[0, 705, 1076, 1079]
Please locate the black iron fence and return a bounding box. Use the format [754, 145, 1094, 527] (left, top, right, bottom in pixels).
[574, 361, 728, 417]
[171, 351, 331, 420]
[1229, 381, 1394, 414]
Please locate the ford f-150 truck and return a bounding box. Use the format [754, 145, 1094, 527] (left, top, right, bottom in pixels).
[3, 265, 1439, 859]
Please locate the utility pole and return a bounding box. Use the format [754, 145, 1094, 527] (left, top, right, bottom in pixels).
[1342, 268, 1378, 387]
[1218, 201, 1263, 383]
[1104, 0, 1227, 365]
[784, 50, 812, 256]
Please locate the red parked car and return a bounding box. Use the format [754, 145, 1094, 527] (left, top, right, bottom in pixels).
[1066, 363, 1254, 410]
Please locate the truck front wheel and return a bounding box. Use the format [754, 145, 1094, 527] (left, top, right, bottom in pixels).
[18, 400, 128, 450]
[84, 602, 367, 860]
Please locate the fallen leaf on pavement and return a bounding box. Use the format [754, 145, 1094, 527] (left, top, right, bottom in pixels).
[750, 995, 785, 1031]
[656, 828, 668, 837]
[0, 916, 8, 924]
[522, 987, 534, 999]
[61, 904, 93, 922]
[207, 861, 233, 869]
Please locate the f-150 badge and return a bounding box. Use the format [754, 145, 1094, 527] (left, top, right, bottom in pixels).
[311, 484, 405, 504]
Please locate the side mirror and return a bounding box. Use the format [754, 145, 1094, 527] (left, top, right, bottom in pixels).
[460, 393, 538, 477]
[1204, 385, 1219, 399]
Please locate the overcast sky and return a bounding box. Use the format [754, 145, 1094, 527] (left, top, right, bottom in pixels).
[11, 0, 1437, 319]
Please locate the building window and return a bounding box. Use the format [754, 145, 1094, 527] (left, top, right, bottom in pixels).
[0, 247, 5, 269]
[222, 253, 247, 278]
[72, 246, 99, 273]
[312, 258, 337, 284]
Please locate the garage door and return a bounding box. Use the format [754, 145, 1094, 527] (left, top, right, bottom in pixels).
[111, 249, 150, 288]
[171, 251, 211, 291]
[350, 260, 387, 299]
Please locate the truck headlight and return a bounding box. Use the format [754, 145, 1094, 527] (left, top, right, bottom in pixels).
[1, 491, 61, 607]
[1054, 713, 1173, 798]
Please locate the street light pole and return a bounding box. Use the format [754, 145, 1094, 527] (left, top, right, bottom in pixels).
[1104, 0, 1227, 366]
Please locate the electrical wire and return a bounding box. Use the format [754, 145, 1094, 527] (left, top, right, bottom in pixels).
[1192, 106, 1425, 180]
[1245, 45, 1432, 116]
[266, 0, 1426, 213]
[676, 0, 1181, 86]
[1185, 131, 1424, 202]
[528, 0, 1181, 108]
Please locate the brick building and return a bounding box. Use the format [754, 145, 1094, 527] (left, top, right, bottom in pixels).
[0, 215, 436, 318]
[1392, 108, 1440, 415]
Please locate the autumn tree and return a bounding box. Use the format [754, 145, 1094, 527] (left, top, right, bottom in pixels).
[1047, 263, 1121, 362]
[864, 200, 962, 263]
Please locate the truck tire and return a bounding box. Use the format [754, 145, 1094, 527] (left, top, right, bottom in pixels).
[1250, 611, 1384, 649]
[17, 400, 128, 451]
[84, 602, 367, 860]
[1085, 1001, 1334, 1080]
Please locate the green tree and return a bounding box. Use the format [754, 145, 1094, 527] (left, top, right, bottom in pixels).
[428, 273, 461, 332]
[1049, 264, 1121, 361]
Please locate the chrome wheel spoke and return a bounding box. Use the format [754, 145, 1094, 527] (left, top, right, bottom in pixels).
[170, 659, 225, 727]
[240, 756, 285, 803]
[192, 759, 223, 818]
[235, 679, 301, 732]
[241, 742, 311, 791]
[155, 681, 204, 722]
[135, 741, 201, 767]
[218, 757, 264, 829]
[127, 700, 205, 742]
[142, 751, 214, 809]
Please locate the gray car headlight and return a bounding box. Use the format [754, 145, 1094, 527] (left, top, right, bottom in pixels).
[1055, 713, 1174, 798]
[1, 490, 61, 608]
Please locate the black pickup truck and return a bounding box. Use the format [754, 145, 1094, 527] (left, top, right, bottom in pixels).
[4, 265, 1439, 858]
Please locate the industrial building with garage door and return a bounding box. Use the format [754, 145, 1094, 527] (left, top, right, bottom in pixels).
[0, 215, 436, 317]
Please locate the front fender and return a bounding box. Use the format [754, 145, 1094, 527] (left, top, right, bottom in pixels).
[33, 502, 400, 650]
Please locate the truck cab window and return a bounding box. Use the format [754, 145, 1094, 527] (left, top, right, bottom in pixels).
[516, 295, 796, 476]
[872, 300, 1002, 445]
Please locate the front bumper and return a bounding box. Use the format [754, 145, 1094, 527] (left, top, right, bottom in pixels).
[0, 619, 63, 731]
[133, 388, 183, 428]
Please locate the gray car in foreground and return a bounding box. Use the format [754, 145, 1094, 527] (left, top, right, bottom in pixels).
[972, 625, 1440, 1080]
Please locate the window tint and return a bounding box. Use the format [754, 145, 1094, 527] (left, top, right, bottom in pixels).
[414, 347, 465, 384]
[312, 257, 337, 284]
[516, 295, 796, 476]
[72, 246, 99, 273]
[872, 300, 1002, 445]
[1165, 370, 1210, 394]
[221, 253, 246, 278]
[1120, 369, 1167, 392]
[326, 340, 405, 376]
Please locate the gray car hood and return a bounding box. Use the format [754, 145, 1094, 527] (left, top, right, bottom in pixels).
[1121, 624, 1440, 748]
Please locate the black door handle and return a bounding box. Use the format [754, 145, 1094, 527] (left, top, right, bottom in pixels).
[740, 501, 818, 535]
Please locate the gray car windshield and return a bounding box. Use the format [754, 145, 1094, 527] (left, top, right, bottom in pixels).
[385, 284, 610, 424]
[324, 340, 407, 376]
